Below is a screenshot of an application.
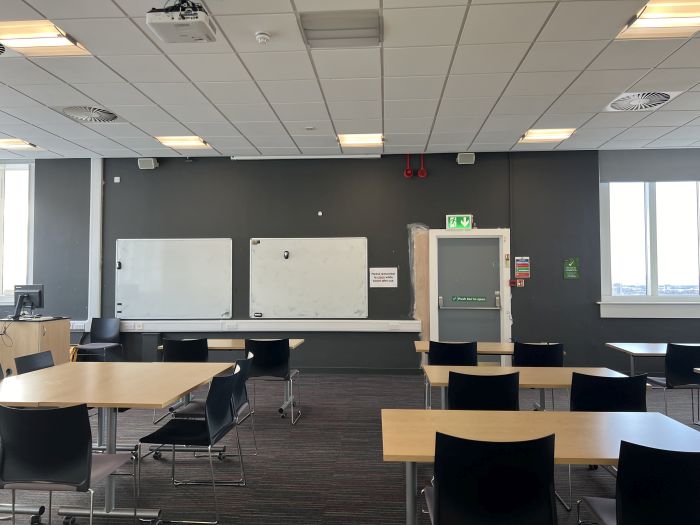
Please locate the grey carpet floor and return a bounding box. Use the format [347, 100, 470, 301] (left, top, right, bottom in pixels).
[1, 373, 698, 524]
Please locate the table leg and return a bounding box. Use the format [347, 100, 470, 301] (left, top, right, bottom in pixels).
[440, 387, 447, 410]
[630, 355, 635, 376]
[424, 374, 429, 409]
[539, 389, 546, 411]
[405, 462, 417, 525]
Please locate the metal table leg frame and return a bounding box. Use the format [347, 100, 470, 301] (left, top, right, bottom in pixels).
[440, 387, 447, 410]
[280, 373, 302, 425]
[405, 462, 417, 525]
[555, 465, 572, 512]
[0, 503, 44, 522]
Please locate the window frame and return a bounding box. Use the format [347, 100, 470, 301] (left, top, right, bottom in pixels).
[600, 180, 700, 318]
[0, 162, 34, 305]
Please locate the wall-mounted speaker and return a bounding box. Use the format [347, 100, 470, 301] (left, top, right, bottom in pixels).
[456, 152, 476, 165]
[138, 158, 159, 170]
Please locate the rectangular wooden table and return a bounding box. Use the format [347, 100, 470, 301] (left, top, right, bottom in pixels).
[157, 338, 305, 351]
[606, 342, 671, 375]
[382, 408, 700, 525]
[0, 361, 232, 522]
[414, 340, 514, 355]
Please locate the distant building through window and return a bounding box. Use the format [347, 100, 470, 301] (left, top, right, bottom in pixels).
[0, 163, 31, 299]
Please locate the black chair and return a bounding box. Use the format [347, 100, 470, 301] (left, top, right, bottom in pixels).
[570, 373, 647, 412]
[162, 338, 209, 363]
[578, 441, 700, 525]
[245, 339, 301, 425]
[447, 371, 519, 411]
[648, 343, 700, 423]
[14, 351, 54, 375]
[77, 317, 124, 362]
[423, 432, 557, 525]
[428, 341, 478, 366]
[0, 404, 134, 524]
[513, 342, 564, 410]
[138, 373, 243, 524]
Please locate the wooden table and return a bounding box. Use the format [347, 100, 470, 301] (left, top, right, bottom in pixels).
[157, 338, 305, 351]
[606, 342, 671, 375]
[382, 408, 700, 525]
[0, 362, 232, 522]
[414, 340, 513, 355]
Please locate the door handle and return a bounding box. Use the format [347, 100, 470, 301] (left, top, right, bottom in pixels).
[438, 296, 444, 308]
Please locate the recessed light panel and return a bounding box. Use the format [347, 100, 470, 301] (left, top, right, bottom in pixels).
[338, 133, 383, 147]
[156, 136, 211, 149]
[0, 138, 36, 150]
[619, 1, 700, 39]
[519, 129, 576, 143]
[0, 20, 90, 56]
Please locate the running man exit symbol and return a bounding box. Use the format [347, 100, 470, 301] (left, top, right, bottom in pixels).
[446, 214, 473, 230]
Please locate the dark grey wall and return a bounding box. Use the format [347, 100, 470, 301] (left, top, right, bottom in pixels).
[1, 159, 91, 319]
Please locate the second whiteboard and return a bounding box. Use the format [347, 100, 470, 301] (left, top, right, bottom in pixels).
[250, 237, 368, 318]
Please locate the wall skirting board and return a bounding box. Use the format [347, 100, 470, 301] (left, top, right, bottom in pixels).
[111, 319, 421, 333]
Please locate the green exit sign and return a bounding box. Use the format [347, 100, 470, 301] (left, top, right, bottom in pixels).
[446, 214, 473, 230]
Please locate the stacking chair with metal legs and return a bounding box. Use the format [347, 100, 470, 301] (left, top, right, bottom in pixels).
[76, 318, 124, 362]
[577, 441, 700, 525]
[245, 339, 301, 425]
[138, 372, 244, 524]
[14, 351, 54, 375]
[647, 343, 700, 424]
[0, 404, 135, 525]
[425, 341, 478, 408]
[513, 342, 565, 410]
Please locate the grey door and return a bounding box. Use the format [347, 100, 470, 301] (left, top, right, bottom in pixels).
[437, 237, 501, 341]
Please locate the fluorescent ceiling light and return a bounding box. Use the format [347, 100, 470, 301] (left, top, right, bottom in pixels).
[0, 138, 36, 150]
[338, 133, 383, 147]
[232, 155, 382, 160]
[156, 136, 211, 149]
[519, 129, 576, 143]
[0, 20, 89, 56]
[618, 1, 700, 38]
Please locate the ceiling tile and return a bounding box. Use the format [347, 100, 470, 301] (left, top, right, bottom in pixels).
[660, 126, 700, 140]
[170, 54, 250, 82]
[470, 143, 514, 152]
[130, 122, 189, 136]
[433, 116, 483, 133]
[196, 82, 266, 104]
[272, 103, 330, 121]
[0, 59, 61, 85]
[481, 114, 538, 133]
[24, 0, 123, 18]
[162, 103, 225, 123]
[101, 55, 187, 83]
[328, 100, 382, 120]
[235, 121, 286, 135]
[184, 122, 242, 137]
[284, 120, 335, 136]
[320, 78, 381, 101]
[600, 139, 653, 150]
[299, 146, 342, 155]
[383, 7, 467, 46]
[557, 137, 608, 149]
[452, 43, 529, 74]
[289, 135, 337, 147]
[566, 69, 649, 95]
[385, 144, 426, 153]
[384, 132, 429, 146]
[84, 122, 150, 138]
[205, 137, 254, 149]
[505, 71, 578, 96]
[635, 111, 700, 127]
[0, 86, 41, 108]
[55, 18, 160, 56]
[74, 83, 153, 106]
[219, 103, 277, 121]
[249, 135, 296, 148]
[385, 99, 439, 118]
[195, 0, 292, 15]
[662, 92, 700, 111]
[258, 147, 301, 155]
[429, 131, 476, 144]
[658, 39, 700, 69]
[257, 80, 323, 103]
[492, 95, 557, 115]
[384, 118, 433, 133]
[333, 119, 382, 134]
[296, 0, 378, 9]
[631, 69, 700, 92]
[474, 130, 524, 142]
[548, 93, 620, 114]
[240, 51, 315, 80]
[443, 73, 511, 98]
[312, 49, 380, 79]
[112, 137, 163, 149]
[537, 1, 646, 42]
[130, 18, 234, 54]
[437, 97, 497, 118]
[217, 13, 305, 53]
[383, 47, 453, 77]
[569, 127, 627, 141]
[512, 141, 560, 151]
[135, 83, 208, 106]
[590, 39, 686, 70]
[461, 2, 554, 45]
[385, 76, 444, 100]
[519, 40, 608, 72]
[582, 112, 647, 128]
[385, 0, 468, 6]
[2, 106, 73, 124]
[0, 0, 43, 20]
[615, 127, 675, 140]
[133, 148, 182, 157]
[108, 106, 177, 123]
[646, 138, 699, 148]
[30, 56, 122, 84]
[13, 84, 96, 107]
[534, 113, 594, 128]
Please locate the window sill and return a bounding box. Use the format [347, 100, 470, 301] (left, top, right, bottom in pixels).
[599, 301, 700, 319]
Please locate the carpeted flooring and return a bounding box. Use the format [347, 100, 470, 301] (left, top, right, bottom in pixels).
[1, 373, 698, 524]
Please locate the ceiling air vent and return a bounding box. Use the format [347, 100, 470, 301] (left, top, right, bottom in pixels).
[300, 10, 381, 48]
[0, 43, 5, 55]
[606, 92, 679, 112]
[62, 106, 118, 123]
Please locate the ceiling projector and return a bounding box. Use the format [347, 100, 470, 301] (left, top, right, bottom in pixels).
[146, 0, 216, 43]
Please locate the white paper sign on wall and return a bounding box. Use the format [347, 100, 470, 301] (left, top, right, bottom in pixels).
[369, 267, 398, 288]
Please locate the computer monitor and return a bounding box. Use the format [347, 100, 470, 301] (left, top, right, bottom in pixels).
[12, 284, 44, 319]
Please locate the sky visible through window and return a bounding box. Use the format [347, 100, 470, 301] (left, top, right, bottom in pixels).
[2, 166, 29, 295]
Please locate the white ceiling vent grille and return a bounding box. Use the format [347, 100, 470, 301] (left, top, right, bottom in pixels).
[0, 43, 5, 55]
[606, 92, 679, 112]
[62, 106, 118, 123]
[300, 10, 382, 48]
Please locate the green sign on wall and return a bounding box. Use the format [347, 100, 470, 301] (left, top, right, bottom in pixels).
[563, 257, 580, 280]
[446, 214, 473, 230]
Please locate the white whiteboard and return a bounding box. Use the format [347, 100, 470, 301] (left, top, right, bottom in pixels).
[115, 238, 232, 320]
[250, 238, 368, 319]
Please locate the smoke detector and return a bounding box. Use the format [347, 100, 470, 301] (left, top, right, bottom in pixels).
[255, 31, 271, 45]
[62, 106, 119, 123]
[606, 92, 680, 112]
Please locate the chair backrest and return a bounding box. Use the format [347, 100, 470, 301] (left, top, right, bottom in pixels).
[616, 440, 700, 525]
[570, 373, 647, 412]
[244, 339, 290, 379]
[0, 404, 92, 492]
[513, 342, 564, 367]
[14, 351, 54, 375]
[433, 432, 557, 525]
[665, 343, 700, 387]
[205, 374, 236, 445]
[447, 371, 520, 411]
[89, 318, 121, 344]
[428, 341, 478, 366]
[162, 338, 209, 363]
[231, 359, 252, 419]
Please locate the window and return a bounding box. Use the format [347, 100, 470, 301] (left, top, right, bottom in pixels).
[601, 180, 700, 316]
[0, 163, 31, 301]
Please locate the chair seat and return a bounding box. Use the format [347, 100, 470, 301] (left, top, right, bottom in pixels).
[140, 419, 212, 447]
[77, 342, 121, 351]
[647, 377, 700, 389]
[423, 486, 435, 524]
[171, 400, 205, 419]
[581, 496, 616, 525]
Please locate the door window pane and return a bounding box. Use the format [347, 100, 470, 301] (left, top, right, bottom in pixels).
[2, 166, 30, 294]
[610, 182, 647, 296]
[656, 181, 699, 296]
